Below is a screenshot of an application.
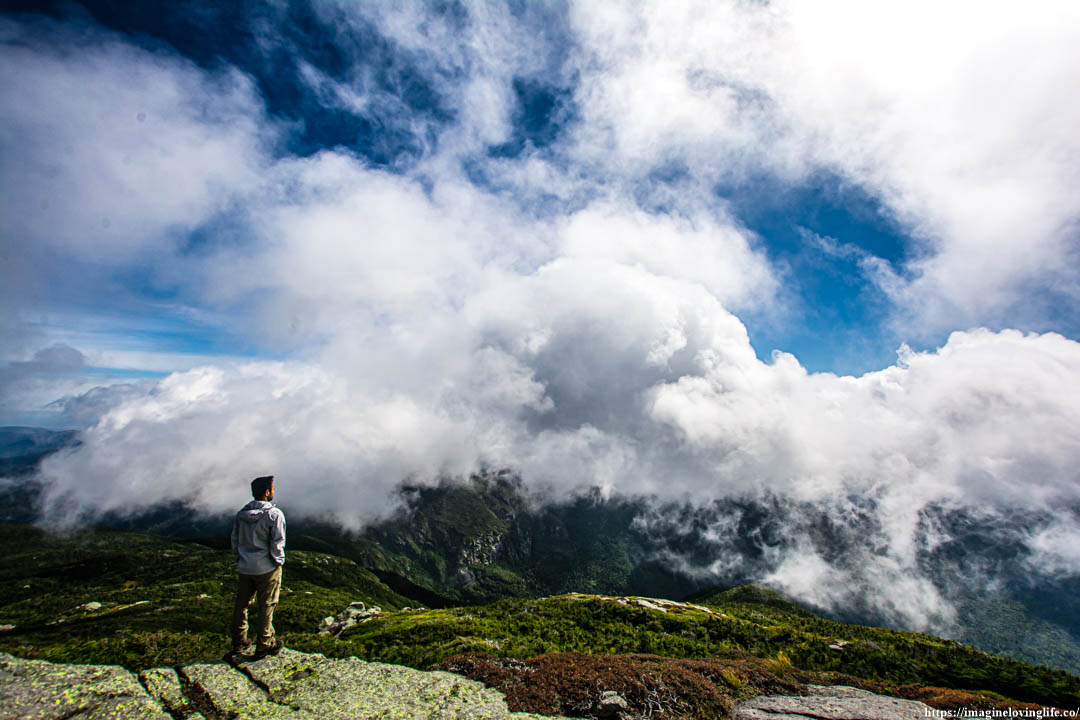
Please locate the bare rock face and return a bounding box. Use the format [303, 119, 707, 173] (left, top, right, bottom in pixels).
[0, 649, 568, 720]
[732, 685, 941, 720]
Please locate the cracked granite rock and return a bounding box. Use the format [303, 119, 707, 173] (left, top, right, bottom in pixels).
[0, 652, 170, 720]
[138, 667, 206, 720]
[2, 651, 957, 720]
[181, 661, 301, 718]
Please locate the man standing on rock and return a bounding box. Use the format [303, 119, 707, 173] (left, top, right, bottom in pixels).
[229, 475, 286, 658]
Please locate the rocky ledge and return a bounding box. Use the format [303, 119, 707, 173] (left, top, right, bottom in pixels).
[0, 650, 966, 720]
[0, 650, 565, 720]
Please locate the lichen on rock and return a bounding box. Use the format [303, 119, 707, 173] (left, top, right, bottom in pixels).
[138, 666, 206, 719]
[0, 649, 571, 720]
[0, 652, 170, 720]
[235, 648, 563, 720]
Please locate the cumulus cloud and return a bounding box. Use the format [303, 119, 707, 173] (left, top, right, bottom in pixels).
[565, 0, 1080, 334]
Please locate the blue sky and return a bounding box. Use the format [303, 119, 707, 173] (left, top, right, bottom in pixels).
[4, 0, 1080, 630]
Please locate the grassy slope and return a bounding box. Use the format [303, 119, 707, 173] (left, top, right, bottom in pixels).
[0, 524, 411, 669]
[285, 591, 1080, 709]
[1, 524, 1078, 711]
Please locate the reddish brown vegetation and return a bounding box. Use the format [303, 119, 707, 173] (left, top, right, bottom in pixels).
[434, 652, 805, 719]
[436, 652, 1058, 720]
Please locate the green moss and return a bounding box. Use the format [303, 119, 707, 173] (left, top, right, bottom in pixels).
[0, 524, 412, 670]
[286, 594, 1079, 708]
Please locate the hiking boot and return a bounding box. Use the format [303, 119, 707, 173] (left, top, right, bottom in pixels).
[224, 642, 254, 660]
[253, 639, 284, 658]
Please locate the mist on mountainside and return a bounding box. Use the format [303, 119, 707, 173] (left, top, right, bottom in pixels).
[3, 430, 1078, 675]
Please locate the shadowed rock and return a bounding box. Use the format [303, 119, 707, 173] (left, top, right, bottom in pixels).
[181, 661, 301, 718]
[138, 667, 207, 719]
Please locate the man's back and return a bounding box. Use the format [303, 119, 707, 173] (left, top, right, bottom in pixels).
[231, 500, 286, 575]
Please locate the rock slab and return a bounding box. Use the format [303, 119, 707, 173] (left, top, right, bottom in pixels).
[733, 685, 937, 720]
[0, 650, 567, 720]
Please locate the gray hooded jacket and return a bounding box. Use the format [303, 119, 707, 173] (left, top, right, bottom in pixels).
[231, 500, 286, 575]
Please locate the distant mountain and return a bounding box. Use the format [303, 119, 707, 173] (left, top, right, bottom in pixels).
[0, 426, 78, 478]
[294, 478, 1080, 677]
[334, 475, 1080, 677]
[0, 427, 80, 525]
[354, 473, 699, 604]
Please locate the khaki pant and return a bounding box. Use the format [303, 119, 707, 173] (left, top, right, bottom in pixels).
[231, 566, 281, 651]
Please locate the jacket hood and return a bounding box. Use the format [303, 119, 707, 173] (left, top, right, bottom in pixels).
[237, 500, 275, 524]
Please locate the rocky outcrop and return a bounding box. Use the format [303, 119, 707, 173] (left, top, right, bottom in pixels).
[0, 650, 568, 720]
[318, 600, 382, 636]
[732, 685, 951, 720]
[561, 592, 730, 618]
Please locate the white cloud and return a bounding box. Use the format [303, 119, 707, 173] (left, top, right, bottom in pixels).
[763, 545, 955, 632]
[565, 0, 1080, 333]
[0, 20, 269, 263]
[0, 18, 272, 380]
[0, 344, 85, 416]
[559, 203, 775, 311]
[1028, 520, 1080, 577]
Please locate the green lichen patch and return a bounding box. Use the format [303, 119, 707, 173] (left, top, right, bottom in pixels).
[0, 651, 169, 720]
[180, 661, 299, 719]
